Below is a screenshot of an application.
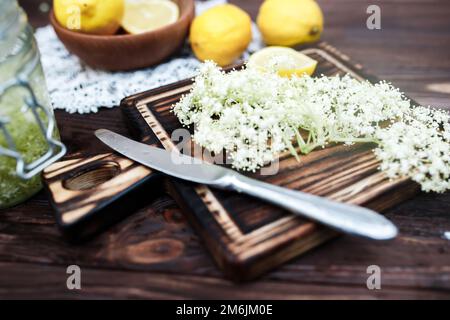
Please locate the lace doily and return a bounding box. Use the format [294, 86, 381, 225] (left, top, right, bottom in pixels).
[35, 0, 263, 114]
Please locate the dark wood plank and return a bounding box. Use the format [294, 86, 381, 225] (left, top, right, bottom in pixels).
[0, 0, 448, 298]
[1, 261, 449, 299]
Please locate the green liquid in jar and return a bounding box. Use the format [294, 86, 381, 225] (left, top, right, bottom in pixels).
[0, 77, 51, 209]
[0, 10, 61, 209]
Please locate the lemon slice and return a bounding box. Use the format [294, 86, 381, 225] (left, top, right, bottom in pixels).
[248, 46, 318, 77]
[121, 0, 180, 34]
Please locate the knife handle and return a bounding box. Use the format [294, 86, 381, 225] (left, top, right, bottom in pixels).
[228, 174, 398, 240]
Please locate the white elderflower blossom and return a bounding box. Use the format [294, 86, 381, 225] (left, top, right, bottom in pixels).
[173, 61, 450, 193]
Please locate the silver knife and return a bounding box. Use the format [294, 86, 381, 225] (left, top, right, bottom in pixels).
[95, 129, 398, 240]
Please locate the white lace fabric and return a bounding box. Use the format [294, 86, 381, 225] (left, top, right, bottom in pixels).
[35, 0, 263, 114]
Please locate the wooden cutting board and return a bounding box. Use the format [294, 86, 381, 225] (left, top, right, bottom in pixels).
[42, 43, 419, 280]
[118, 44, 420, 281]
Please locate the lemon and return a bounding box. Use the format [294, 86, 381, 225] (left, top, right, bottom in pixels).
[54, 0, 124, 35]
[189, 4, 252, 67]
[248, 46, 317, 77]
[121, 0, 179, 34]
[257, 0, 324, 46]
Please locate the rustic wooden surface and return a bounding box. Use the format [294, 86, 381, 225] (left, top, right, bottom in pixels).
[1, 0, 449, 299]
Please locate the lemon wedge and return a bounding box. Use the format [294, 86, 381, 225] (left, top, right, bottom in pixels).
[121, 0, 179, 34]
[248, 46, 318, 77]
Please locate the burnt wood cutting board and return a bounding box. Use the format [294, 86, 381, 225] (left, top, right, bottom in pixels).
[43, 43, 419, 281]
[119, 44, 420, 281]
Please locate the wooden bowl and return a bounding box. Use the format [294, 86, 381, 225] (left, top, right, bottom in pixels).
[50, 0, 195, 71]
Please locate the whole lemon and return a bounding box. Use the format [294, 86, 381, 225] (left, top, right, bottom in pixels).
[54, 0, 124, 35]
[257, 0, 323, 46]
[190, 4, 252, 67]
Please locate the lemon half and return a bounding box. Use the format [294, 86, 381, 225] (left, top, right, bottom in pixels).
[248, 46, 318, 77]
[121, 0, 179, 35]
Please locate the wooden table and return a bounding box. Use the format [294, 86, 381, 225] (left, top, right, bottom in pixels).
[1, 0, 449, 299]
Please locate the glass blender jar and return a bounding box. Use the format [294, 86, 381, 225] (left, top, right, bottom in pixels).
[0, 0, 66, 209]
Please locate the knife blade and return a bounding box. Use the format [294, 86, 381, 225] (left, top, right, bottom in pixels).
[95, 129, 398, 240]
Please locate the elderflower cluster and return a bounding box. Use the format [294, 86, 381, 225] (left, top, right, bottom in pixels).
[375, 107, 450, 192]
[172, 61, 450, 193]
